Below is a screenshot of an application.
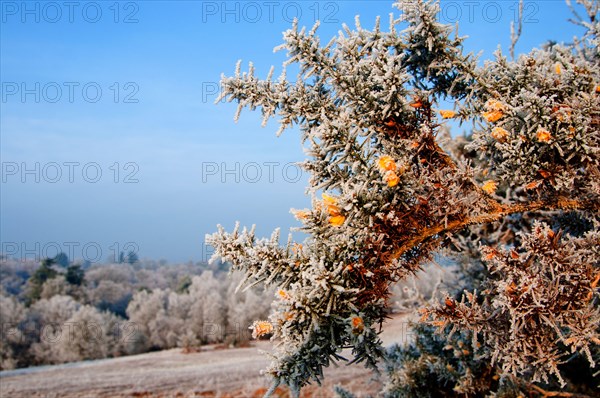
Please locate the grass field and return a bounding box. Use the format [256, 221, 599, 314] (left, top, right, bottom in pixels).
[0, 314, 413, 397]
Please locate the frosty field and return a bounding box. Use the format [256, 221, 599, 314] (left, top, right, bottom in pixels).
[0, 314, 412, 397]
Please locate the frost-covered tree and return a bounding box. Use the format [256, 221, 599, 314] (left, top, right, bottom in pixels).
[225, 272, 275, 346]
[85, 264, 136, 287]
[126, 288, 169, 351]
[52, 305, 124, 363]
[25, 258, 59, 303]
[124, 271, 273, 351]
[39, 275, 70, 300]
[89, 279, 133, 318]
[187, 272, 226, 344]
[28, 295, 80, 364]
[1, 262, 271, 368]
[207, 0, 599, 395]
[0, 294, 28, 370]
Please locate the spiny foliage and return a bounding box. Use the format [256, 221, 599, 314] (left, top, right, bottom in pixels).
[382, 324, 504, 397]
[427, 223, 600, 387]
[206, 0, 599, 395]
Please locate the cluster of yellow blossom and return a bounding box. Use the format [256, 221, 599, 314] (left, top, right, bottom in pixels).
[384, 172, 400, 187]
[439, 110, 457, 119]
[409, 96, 423, 108]
[487, 118, 553, 146]
[536, 128, 552, 143]
[277, 289, 289, 300]
[554, 62, 562, 75]
[482, 180, 497, 195]
[291, 209, 310, 221]
[491, 126, 509, 142]
[351, 316, 364, 333]
[322, 193, 345, 226]
[482, 99, 507, 123]
[293, 195, 348, 227]
[377, 155, 400, 187]
[250, 320, 273, 339]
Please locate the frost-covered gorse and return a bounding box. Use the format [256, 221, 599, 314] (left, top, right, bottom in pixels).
[206, 0, 599, 395]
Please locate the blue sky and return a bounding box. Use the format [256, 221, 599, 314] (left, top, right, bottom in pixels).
[0, 0, 588, 264]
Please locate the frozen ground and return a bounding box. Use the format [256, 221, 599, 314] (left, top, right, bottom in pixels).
[0, 314, 413, 398]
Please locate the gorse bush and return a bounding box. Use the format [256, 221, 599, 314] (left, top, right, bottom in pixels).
[381, 324, 502, 397]
[207, 0, 599, 396]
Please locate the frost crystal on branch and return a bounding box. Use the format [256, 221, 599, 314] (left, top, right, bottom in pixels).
[206, 0, 599, 394]
[426, 223, 600, 386]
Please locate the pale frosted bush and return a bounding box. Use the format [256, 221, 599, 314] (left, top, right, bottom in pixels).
[125, 271, 273, 350]
[28, 295, 80, 364]
[52, 305, 123, 363]
[135, 268, 169, 290]
[40, 275, 69, 299]
[0, 294, 28, 370]
[88, 279, 133, 317]
[126, 289, 168, 351]
[85, 264, 136, 287]
[188, 272, 226, 344]
[0, 258, 37, 298]
[225, 272, 274, 345]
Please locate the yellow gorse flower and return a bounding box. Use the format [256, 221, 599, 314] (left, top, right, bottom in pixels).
[351, 316, 364, 333]
[250, 320, 273, 339]
[554, 62, 562, 75]
[483, 110, 504, 123]
[277, 289, 289, 300]
[329, 215, 345, 226]
[377, 155, 396, 172]
[408, 95, 424, 109]
[377, 156, 402, 187]
[491, 127, 509, 142]
[322, 193, 345, 226]
[482, 180, 497, 195]
[322, 193, 341, 216]
[439, 110, 457, 119]
[291, 209, 310, 220]
[385, 171, 400, 187]
[322, 193, 337, 206]
[536, 129, 552, 143]
[291, 243, 303, 254]
[482, 99, 507, 123]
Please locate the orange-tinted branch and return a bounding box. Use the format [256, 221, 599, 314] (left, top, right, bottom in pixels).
[387, 197, 599, 263]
